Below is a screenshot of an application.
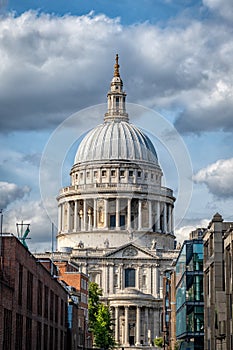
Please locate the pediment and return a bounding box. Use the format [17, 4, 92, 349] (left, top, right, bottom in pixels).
[104, 243, 156, 259]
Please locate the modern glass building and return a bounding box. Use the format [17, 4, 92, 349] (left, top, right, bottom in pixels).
[175, 239, 204, 349]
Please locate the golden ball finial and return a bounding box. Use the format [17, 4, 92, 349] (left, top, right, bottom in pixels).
[114, 54, 120, 77]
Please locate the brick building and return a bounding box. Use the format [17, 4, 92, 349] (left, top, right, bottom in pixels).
[0, 234, 68, 350]
[36, 255, 92, 349]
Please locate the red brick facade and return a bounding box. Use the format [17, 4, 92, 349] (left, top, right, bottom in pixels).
[0, 234, 68, 350]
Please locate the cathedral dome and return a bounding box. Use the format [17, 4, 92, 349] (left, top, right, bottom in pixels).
[74, 121, 158, 165]
[74, 54, 158, 166]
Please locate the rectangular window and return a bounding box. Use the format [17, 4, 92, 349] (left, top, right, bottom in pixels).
[102, 170, 107, 177]
[44, 324, 48, 350]
[86, 171, 90, 178]
[125, 268, 135, 288]
[37, 280, 42, 315]
[60, 300, 64, 326]
[111, 170, 116, 177]
[120, 170, 125, 177]
[36, 322, 42, 350]
[27, 271, 33, 312]
[15, 313, 23, 350]
[129, 170, 133, 177]
[94, 171, 98, 177]
[137, 171, 141, 177]
[55, 295, 59, 323]
[50, 290, 54, 321]
[18, 263, 23, 306]
[44, 286, 49, 319]
[49, 326, 54, 350]
[26, 317, 32, 350]
[3, 308, 12, 350]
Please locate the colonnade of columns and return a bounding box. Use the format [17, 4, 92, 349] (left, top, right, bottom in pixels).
[112, 305, 157, 347]
[58, 197, 174, 234]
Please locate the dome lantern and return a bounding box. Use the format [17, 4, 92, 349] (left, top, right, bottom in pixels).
[104, 54, 129, 123]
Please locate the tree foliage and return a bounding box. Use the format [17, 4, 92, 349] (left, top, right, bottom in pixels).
[154, 337, 163, 348]
[88, 282, 115, 349]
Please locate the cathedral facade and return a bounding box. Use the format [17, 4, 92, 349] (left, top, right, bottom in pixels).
[57, 55, 177, 348]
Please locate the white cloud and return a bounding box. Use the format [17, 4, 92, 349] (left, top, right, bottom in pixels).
[193, 158, 233, 198]
[3, 198, 56, 252]
[0, 11, 232, 134]
[203, 0, 233, 21]
[175, 218, 209, 244]
[0, 181, 30, 208]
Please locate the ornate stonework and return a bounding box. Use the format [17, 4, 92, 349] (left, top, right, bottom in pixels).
[56, 55, 178, 349]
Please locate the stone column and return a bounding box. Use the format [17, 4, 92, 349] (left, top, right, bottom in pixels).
[116, 198, 120, 229]
[138, 200, 142, 230]
[104, 199, 108, 229]
[168, 204, 172, 233]
[58, 204, 62, 232]
[136, 306, 141, 345]
[156, 201, 160, 231]
[67, 201, 71, 232]
[171, 206, 174, 234]
[87, 208, 92, 231]
[148, 200, 152, 230]
[124, 306, 129, 346]
[136, 266, 140, 289]
[93, 199, 97, 229]
[153, 266, 158, 298]
[127, 198, 131, 230]
[119, 264, 123, 290]
[83, 199, 87, 231]
[147, 266, 152, 294]
[109, 265, 114, 294]
[144, 307, 149, 345]
[115, 307, 119, 344]
[163, 202, 167, 233]
[74, 200, 78, 231]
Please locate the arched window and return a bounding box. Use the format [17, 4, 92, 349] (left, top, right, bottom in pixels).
[125, 268, 135, 288]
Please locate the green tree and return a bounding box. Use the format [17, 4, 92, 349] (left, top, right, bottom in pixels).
[88, 282, 103, 331]
[94, 304, 115, 350]
[154, 337, 163, 348]
[88, 282, 115, 349]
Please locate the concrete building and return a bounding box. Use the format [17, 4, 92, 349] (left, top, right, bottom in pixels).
[55, 55, 178, 349]
[0, 234, 68, 350]
[203, 213, 233, 350]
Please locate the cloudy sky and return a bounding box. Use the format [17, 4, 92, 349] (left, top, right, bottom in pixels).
[0, 0, 232, 251]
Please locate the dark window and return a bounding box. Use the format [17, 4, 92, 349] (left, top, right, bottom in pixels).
[18, 264, 23, 306]
[50, 290, 54, 321]
[55, 295, 59, 323]
[27, 271, 33, 311]
[125, 268, 135, 288]
[44, 324, 48, 350]
[111, 170, 116, 177]
[55, 328, 58, 350]
[36, 322, 42, 350]
[102, 170, 107, 177]
[26, 318, 32, 350]
[137, 171, 141, 177]
[116, 96, 119, 108]
[3, 308, 12, 350]
[44, 286, 49, 318]
[120, 170, 125, 177]
[15, 313, 23, 350]
[60, 330, 63, 350]
[110, 215, 116, 228]
[37, 280, 43, 315]
[60, 300, 64, 326]
[129, 170, 133, 177]
[49, 326, 54, 350]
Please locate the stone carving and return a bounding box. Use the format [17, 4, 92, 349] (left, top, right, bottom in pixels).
[122, 247, 138, 257]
